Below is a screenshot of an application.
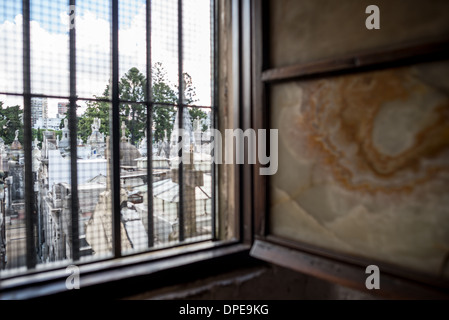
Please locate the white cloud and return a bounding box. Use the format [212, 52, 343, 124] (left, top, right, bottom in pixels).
[0, 0, 212, 116]
[0, 15, 23, 95]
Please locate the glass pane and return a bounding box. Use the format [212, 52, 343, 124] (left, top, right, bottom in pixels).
[0, 0, 23, 94]
[181, 106, 213, 243]
[78, 100, 113, 261]
[0, 96, 26, 272]
[152, 0, 179, 104]
[152, 104, 178, 247]
[35, 98, 73, 266]
[182, 0, 212, 107]
[119, 102, 149, 254]
[76, 0, 112, 99]
[119, 0, 146, 101]
[0, 0, 216, 277]
[30, 0, 69, 96]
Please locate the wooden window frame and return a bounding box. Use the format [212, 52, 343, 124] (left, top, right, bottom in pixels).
[0, 0, 259, 299]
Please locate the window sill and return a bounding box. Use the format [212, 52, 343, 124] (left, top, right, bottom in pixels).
[250, 238, 449, 300]
[0, 241, 254, 300]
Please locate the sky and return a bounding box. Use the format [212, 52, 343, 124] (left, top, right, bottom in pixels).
[0, 0, 212, 117]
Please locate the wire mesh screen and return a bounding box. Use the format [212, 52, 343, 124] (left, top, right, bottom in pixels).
[76, 0, 111, 99]
[31, 0, 70, 96]
[0, 0, 215, 276]
[0, 1, 23, 94]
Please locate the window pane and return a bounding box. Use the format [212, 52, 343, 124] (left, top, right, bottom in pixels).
[152, 104, 178, 247]
[36, 99, 73, 266]
[119, 102, 149, 254]
[76, 0, 111, 99]
[119, 0, 146, 98]
[31, 0, 69, 96]
[1, 96, 25, 272]
[79, 100, 113, 261]
[182, 0, 212, 107]
[181, 106, 213, 243]
[0, 0, 216, 278]
[152, 0, 179, 103]
[0, 1, 23, 94]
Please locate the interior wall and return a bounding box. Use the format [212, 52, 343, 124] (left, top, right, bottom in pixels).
[269, 0, 449, 68]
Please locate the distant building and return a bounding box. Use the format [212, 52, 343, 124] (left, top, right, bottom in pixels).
[58, 102, 69, 116]
[31, 97, 48, 128]
[33, 117, 62, 131]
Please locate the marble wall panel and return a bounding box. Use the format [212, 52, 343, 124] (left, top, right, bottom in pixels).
[270, 60, 449, 277]
[269, 0, 449, 68]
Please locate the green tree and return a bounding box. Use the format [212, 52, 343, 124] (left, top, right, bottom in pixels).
[181, 73, 198, 105]
[0, 102, 23, 145]
[188, 108, 208, 131]
[78, 93, 110, 144]
[32, 128, 43, 144]
[59, 103, 80, 130]
[78, 69, 148, 145]
[152, 63, 177, 143]
[120, 67, 147, 145]
[180, 73, 208, 132]
[77, 63, 201, 147]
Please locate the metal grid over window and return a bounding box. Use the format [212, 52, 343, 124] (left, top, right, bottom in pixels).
[0, 0, 216, 276]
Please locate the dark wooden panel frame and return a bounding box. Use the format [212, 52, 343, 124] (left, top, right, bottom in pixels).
[262, 37, 449, 83]
[250, 239, 449, 299]
[250, 0, 449, 299]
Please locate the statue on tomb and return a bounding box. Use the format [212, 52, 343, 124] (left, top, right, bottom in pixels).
[121, 121, 127, 142]
[138, 129, 148, 156]
[91, 117, 101, 132]
[87, 118, 105, 156]
[10, 130, 22, 151]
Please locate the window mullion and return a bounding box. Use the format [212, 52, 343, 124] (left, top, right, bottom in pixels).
[146, 0, 154, 248]
[177, 0, 185, 242]
[211, 0, 218, 241]
[111, 0, 121, 258]
[22, 0, 36, 270]
[69, 0, 80, 261]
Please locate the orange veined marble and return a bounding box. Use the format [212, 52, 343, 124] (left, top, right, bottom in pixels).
[282, 66, 449, 194]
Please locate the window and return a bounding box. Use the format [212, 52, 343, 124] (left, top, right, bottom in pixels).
[0, 0, 221, 281]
